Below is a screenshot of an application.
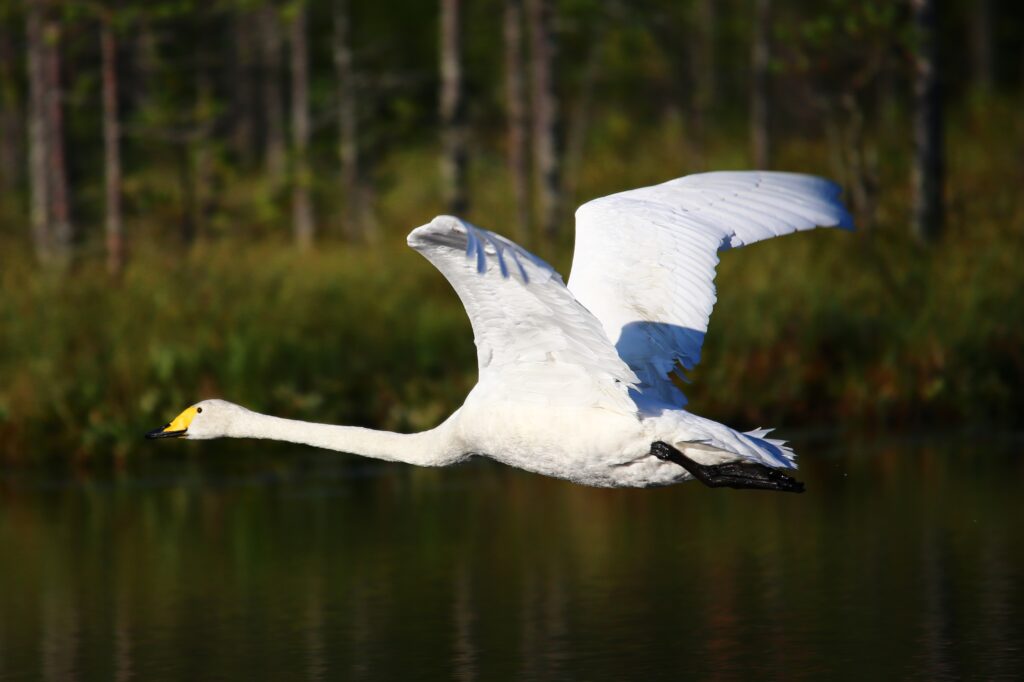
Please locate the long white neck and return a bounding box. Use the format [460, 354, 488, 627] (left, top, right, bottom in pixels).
[227, 409, 465, 467]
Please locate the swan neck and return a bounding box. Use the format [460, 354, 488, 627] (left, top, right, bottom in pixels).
[230, 410, 463, 466]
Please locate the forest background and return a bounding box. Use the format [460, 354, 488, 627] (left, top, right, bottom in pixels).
[0, 0, 1022, 462]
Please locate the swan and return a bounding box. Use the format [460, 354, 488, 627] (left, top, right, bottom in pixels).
[148, 171, 852, 492]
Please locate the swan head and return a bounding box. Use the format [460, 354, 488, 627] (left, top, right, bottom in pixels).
[146, 399, 248, 440]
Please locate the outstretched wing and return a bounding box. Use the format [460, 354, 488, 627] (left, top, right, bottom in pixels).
[408, 216, 638, 411]
[567, 171, 853, 406]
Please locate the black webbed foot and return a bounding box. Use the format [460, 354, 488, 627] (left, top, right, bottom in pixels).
[651, 441, 805, 493]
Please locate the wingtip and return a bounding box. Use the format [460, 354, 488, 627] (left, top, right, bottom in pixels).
[406, 225, 429, 247]
[406, 215, 467, 247]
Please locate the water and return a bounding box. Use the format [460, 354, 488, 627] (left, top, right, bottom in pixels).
[1, 436, 1022, 680]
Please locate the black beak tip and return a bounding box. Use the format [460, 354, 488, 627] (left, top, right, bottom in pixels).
[145, 427, 186, 440]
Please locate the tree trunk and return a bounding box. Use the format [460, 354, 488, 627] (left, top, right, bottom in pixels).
[503, 0, 529, 242]
[176, 142, 195, 246]
[526, 0, 562, 241]
[290, 2, 314, 250]
[260, 3, 286, 188]
[563, 26, 603, 209]
[971, 0, 993, 96]
[750, 0, 771, 168]
[26, 0, 50, 263]
[838, 93, 878, 231]
[690, 0, 716, 160]
[911, 0, 944, 243]
[231, 9, 257, 165]
[101, 18, 124, 277]
[333, 0, 364, 239]
[193, 66, 215, 241]
[440, 0, 468, 215]
[0, 15, 21, 198]
[133, 21, 159, 116]
[44, 11, 72, 263]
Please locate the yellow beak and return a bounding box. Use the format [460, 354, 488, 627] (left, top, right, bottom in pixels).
[146, 406, 198, 439]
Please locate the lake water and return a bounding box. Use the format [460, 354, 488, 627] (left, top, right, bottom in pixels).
[1, 436, 1022, 680]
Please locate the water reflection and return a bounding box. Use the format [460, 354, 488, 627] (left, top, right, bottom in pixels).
[1, 438, 1022, 679]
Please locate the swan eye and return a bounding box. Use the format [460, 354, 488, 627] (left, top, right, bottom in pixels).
[196, 407, 203, 414]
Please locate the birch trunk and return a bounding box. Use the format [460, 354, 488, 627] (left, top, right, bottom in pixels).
[133, 22, 159, 117]
[440, 0, 468, 215]
[333, 0, 364, 238]
[260, 3, 287, 187]
[911, 0, 944, 243]
[690, 0, 715, 161]
[503, 0, 529, 242]
[232, 9, 257, 165]
[563, 29, 603, 208]
[26, 0, 50, 263]
[971, 0, 993, 96]
[44, 12, 72, 263]
[750, 0, 771, 168]
[290, 2, 315, 250]
[526, 0, 561, 241]
[0, 15, 20, 197]
[194, 67, 214, 241]
[101, 18, 124, 277]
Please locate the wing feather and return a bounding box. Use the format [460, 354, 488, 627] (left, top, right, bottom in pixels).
[567, 171, 853, 406]
[408, 216, 638, 411]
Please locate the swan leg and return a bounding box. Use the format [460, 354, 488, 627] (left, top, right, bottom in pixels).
[651, 442, 805, 493]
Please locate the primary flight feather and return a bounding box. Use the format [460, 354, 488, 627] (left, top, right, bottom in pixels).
[149, 171, 852, 492]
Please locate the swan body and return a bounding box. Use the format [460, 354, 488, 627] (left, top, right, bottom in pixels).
[149, 171, 853, 489]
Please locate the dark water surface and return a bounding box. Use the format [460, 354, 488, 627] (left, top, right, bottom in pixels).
[1, 436, 1022, 680]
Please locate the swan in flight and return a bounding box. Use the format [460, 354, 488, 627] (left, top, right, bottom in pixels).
[149, 172, 852, 492]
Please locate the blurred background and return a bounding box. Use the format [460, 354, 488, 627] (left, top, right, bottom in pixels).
[1, 0, 1023, 679]
[0, 0, 1022, 459]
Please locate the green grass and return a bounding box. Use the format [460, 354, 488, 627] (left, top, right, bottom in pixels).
[0, 242, 477, 461]
[1, 105, 1022, 462]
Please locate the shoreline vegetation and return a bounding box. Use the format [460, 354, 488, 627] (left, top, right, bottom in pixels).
[2, 106, 1022, 463]
[3, 1, 1021, 465]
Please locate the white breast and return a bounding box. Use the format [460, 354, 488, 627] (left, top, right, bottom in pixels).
[455, 390, 686, 487]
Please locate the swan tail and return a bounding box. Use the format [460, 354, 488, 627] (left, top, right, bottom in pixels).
[742, 427, 797, 469]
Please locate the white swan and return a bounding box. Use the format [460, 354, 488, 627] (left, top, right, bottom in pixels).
[149, 171, 852, 492]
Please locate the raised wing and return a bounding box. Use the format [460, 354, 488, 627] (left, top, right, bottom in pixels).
[408, 216, 638, 411]
[567, 171, 853, 406]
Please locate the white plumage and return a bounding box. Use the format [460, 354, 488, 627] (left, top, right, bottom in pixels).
[569, 171, 853, 406]
[149, 171, 852, 490]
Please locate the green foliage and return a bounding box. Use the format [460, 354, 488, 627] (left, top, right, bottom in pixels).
[0, 239, 476, 461]
[1, 1, 1023, 461]
[2, 101, 1023, 461]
